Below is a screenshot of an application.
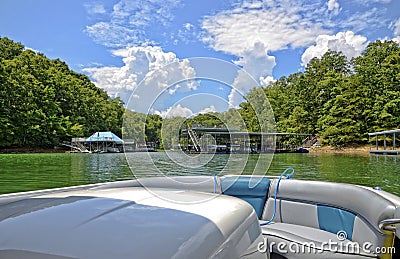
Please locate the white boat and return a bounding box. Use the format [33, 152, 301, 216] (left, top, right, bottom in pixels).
[1, 173, 400, 258]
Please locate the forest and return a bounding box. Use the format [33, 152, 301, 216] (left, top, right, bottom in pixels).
[1, 37, 399, 149]
[0, 37, 124, 148]
[266, 40, 400, 146]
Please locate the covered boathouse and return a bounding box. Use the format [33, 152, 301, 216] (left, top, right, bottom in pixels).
[180, 127, 311, 154]
[86, 131, 124, 153]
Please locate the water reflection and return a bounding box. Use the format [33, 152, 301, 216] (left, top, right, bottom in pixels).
[128, 152, 400, 195]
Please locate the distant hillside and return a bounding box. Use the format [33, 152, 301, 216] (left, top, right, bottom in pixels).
[0, 37, 124, 148]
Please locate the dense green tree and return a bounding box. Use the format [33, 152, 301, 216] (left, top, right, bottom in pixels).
[122, 110, 146, 144]
[352, 40, 400, 133]
[240, 87, 276, 132]
[0, 37, 124, 148]
[145, 114, 162, 145]
[0, 37, 24, 60]
[190, 113, 224, 128]
[220, 108, 247, 131]
[160, 117, 186, 149]
[264, 41, 400, 146]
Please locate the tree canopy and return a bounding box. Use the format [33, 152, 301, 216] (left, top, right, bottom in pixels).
[265, 40, 400, 146]
[0, 37, 124, 148]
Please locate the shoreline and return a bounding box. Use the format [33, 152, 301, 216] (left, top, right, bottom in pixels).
[308, 145, 371, 154]
[0, 147, 69, 154]
[0, 145, 372, 155]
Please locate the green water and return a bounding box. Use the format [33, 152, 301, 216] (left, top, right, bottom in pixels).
[0, 152, 399, 195]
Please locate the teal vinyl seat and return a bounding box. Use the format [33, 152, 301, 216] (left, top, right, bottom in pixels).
[260, 179, 397, 258]
[221, 177, 270, 219]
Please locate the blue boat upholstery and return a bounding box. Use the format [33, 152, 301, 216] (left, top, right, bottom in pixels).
[261, 179, 397, 258]
[317, 205, 356, 240]
[221, 177, 270, 219]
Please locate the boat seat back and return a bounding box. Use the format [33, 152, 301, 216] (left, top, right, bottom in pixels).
[221, 176, 270, 219]
[134, 176, 222, 193]
[262, 179, 396, 251]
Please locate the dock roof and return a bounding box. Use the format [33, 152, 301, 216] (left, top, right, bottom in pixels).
[368, 129, 400, 136]
[86, 132, 124, 143]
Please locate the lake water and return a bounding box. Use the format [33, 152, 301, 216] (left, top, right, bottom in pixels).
[0, 152, 399, 195]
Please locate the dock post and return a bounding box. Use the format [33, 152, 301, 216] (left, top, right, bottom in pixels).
[369, 135, 371, 150]
[384, 134, 386, 150]
[393, 133, 396, 150]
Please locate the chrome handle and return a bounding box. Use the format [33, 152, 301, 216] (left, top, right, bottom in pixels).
[379, 219, 400, 232]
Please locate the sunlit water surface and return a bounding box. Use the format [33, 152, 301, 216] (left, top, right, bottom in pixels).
[0, 152, 399, 195]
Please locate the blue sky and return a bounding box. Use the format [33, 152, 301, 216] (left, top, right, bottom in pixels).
[1, 0, 399, 116]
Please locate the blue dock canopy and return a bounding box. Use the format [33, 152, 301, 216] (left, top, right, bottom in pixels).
[86, 132, 124, 144]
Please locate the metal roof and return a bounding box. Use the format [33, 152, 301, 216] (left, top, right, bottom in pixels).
[368, 129, 400, 136]
[86, 131, 124, 143]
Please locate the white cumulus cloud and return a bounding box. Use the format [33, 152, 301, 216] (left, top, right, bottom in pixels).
[155, 104, 219, 119]
[233, 42, 276, 87]
[228, 42, 276, 107]
[199, 105, 217, 114]
[201, 0, 386, 56]
[202, 1, 329, 55]
[84, 45, 197, 112]
[155, 104, 193, 118]
[201, 0, 336, 106]
[327, 0, 340, 16]
[301, 31, 369, 65]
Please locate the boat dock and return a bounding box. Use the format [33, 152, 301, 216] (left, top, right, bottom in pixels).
[62, 132, 124, 153]
[368, 129, 400, 155]
[180, 127, 313, 154]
